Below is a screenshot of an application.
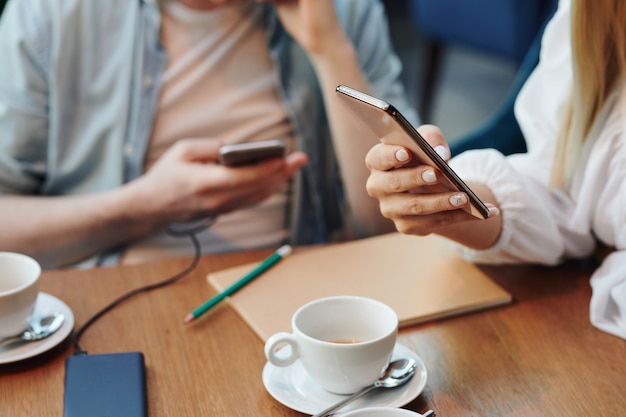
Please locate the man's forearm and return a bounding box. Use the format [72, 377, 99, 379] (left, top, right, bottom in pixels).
[0, 186, 157, 268]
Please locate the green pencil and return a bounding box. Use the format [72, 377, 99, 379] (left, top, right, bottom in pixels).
[183, 245, 292, 324]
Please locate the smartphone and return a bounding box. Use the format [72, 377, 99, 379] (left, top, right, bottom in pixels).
[219, 139, 286, 166]
[336, 84, 489, 219]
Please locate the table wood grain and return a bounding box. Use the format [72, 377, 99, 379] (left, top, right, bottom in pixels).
[1, 250, 624, 416]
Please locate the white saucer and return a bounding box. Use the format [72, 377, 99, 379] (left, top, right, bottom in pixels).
[262, 343, 428, 415]
[342, 407, 426, 416]
[0, 292, 74, 364]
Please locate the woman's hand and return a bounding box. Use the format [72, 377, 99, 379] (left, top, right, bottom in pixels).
[128, 138, 308, 226]
[365, 125, 498, 237]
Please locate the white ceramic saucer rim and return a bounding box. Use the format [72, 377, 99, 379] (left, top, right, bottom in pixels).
[342, 406, 427, 416]
[0, 292, 74, 364]
[262, 342, 428, 415]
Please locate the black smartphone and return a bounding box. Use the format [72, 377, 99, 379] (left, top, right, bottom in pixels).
[219, 139, 286, 166]
[336, 84, 489, 219]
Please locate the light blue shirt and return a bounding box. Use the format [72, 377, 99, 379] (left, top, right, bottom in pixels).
[0, 0, 417, 263]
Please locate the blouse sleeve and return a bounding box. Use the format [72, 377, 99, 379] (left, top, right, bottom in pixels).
[452, 147, 626, 340]
[590, 252, 626, 339]
[449, 149, 595, 266]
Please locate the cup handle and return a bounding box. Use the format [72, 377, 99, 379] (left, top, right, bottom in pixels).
[264, 332, 298, 367]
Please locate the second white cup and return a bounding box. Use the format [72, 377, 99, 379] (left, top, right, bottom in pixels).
[264, 295, 398, 394]
[0, 252, 41, 338]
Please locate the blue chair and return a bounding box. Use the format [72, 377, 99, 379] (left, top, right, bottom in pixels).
[450, 6, 556, 157]
[408, 0, 558, 155]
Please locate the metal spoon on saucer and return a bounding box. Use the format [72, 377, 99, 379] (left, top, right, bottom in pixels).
[312, 358, 418, 417]
[0, 312, 65, 348]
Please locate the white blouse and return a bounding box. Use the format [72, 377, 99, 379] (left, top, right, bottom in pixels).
[450, 0, 626, 340]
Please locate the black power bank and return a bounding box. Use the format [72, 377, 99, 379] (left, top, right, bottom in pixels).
[63, 351, 148, 417]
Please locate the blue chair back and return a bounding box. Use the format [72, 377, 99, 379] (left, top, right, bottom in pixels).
[448, 0, 558, 156]
[408, 0, 548, 61]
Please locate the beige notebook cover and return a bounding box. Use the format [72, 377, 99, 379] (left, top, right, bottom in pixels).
[208, 233, 512, 341]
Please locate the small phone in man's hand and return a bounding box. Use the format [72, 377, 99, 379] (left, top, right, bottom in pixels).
[335, 84, 489, 219]
[219, 139, 286, 166]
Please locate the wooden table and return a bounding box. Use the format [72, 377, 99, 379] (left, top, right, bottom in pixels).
[1, 249, 624, 416]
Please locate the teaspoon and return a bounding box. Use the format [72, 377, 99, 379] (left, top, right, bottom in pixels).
[0, 312, 65, 348]
[312, 358, 418, 417]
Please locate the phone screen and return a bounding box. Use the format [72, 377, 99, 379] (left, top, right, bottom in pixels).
[219, 139, 286, 166]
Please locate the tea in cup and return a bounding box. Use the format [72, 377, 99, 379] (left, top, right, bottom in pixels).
[264, 295, 398, 394]
[0, 252, 41, 338]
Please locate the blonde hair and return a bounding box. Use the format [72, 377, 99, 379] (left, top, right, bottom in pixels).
[551, 0, 626, 188]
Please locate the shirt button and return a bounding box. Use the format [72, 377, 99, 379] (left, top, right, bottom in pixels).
[124, 144, 134, 157]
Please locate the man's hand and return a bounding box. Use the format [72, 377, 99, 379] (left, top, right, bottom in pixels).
[129, 138, 308, 225]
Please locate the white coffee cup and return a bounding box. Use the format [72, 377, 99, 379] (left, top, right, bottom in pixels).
[264, 295, 398, 394]
[0, 252, 41, 338]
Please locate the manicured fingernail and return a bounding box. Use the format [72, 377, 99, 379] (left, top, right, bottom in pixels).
[434, 145, 450, 161]
[488, 206, 501, 217]
[421, 169, 436, 183]
[449, 193, 467, 207]
[395, 149, 410, 162]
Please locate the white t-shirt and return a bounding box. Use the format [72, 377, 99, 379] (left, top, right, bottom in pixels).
[123, 1, 295, 264]
[450, 0, 626, 339]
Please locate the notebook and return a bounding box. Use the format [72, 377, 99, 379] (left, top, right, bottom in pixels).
[208, 233, 512, 341]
